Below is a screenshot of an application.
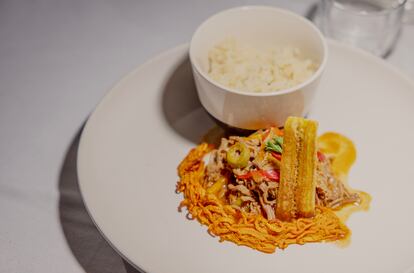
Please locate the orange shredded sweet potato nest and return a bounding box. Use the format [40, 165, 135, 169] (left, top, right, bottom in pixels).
[176, 143, 350, 253]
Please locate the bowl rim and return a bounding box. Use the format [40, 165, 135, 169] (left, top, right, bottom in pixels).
[189, 5, 328, 97]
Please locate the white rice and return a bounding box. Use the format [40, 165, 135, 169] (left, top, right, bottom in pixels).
[208, 39, 319, 93]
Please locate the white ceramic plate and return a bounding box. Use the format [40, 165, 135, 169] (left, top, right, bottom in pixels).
[78, 40, 414, 273]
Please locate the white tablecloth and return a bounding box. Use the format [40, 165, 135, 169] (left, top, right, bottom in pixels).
[1, 1, 413, 272]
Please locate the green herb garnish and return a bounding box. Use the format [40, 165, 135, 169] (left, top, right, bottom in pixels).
[265, 136, 283, 153]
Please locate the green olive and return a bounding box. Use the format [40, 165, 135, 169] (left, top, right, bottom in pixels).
[233, 197, 243, 207]
[226, 142, 250, 168]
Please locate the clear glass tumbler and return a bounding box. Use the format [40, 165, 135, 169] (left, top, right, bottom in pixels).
[404, 0, 414, 23]
[320, 0, 407, 57]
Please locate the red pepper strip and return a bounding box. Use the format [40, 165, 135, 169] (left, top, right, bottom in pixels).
[317, 151, 326, 162]
[260, 169, 280, 181]
[236, 170, 280, 182]
[271, 152, 282, 160]
[236, 172, 254, 180]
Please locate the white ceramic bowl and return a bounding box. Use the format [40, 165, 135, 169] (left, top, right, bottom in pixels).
[189, 6, 327, 130]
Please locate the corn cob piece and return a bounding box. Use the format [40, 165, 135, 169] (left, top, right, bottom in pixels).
[276, 117, 318, 221]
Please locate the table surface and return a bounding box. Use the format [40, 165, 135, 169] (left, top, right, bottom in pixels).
[1, 1, 413, 272]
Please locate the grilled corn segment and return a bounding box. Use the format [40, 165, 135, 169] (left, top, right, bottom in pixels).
[276, 117, 318, 220]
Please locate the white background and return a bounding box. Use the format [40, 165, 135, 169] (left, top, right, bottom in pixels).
[1, 1, 413, 272]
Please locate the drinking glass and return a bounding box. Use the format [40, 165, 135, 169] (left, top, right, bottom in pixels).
[320, 0, 407, 57]
[404, 0, 414, 23]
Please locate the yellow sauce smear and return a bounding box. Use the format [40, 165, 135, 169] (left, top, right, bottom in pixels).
[334, 191, 371, 247]
[318, 132, 372, 246]
[177, 129, 371, 253]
